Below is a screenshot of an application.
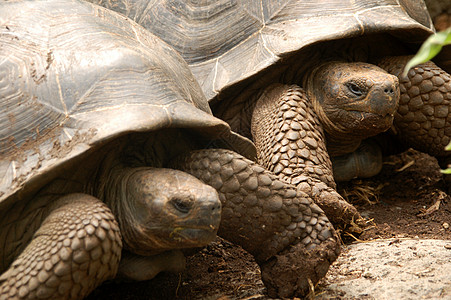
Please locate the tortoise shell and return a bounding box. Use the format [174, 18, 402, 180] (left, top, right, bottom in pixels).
[88, 0, 435, 101]
[0, 0, 231, 205]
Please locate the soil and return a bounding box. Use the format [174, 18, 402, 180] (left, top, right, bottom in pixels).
[88, 148, 451, 300]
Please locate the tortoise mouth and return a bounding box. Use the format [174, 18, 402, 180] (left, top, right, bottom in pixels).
[348, 110, 395, 120]
[149, 223, 219, 244]
[345, 110, 395, 135]
[168, 225, 219, 244]
[130, 224, 219, 256]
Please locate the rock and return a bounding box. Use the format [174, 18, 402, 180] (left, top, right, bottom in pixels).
[317, 238, 451, 299]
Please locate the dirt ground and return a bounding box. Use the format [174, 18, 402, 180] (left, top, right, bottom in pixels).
[88, 148, 451, 300]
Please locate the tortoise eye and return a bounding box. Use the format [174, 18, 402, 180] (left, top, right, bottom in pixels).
[171, 198, 192, 213]
[347, 83, 363, 96]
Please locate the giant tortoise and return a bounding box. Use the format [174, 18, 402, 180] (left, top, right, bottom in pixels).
[0, 0, 339, 299]
[89, 0, 451, 224]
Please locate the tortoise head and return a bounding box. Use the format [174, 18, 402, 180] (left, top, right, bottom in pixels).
[305, 62, 399, 139]
[111, 167, 221, 256]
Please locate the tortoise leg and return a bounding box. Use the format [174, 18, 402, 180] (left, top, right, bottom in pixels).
[379, 56, 451, 185]
[171, 149, 340, 298]
[378, 56, 451, 157]
[0, 193, 122, 300]
[251, 83, 363, 228]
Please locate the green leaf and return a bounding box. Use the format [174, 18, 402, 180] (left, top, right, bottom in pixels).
[402, 28, 451, 77]
[440, 142, 451, 173]
[446, 141, 451, 151]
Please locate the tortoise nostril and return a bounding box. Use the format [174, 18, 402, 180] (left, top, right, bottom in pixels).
[384, 85, 395, 95]
[209, 200, 221, 213]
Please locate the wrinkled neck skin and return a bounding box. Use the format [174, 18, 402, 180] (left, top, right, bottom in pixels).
[93, 159, 168, 256]
[98, 165, 167, 255]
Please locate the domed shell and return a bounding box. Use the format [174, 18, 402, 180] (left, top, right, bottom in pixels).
[89, 0, 435, 100]
[0, 0, 231, 204]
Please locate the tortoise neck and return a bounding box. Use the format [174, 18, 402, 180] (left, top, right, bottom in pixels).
[100, 166, 165, 255]
[324, 133, 362, 157]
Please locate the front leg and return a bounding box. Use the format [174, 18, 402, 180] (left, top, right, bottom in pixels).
[171, 149, 340, 298]
[378, 57, 451, 159]
[379, 56, 451, 185]
[251, 83, 362, 228]
[252, 84, 335, 187]
[0, 194, 122, 300]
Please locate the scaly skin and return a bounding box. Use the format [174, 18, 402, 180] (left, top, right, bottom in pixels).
[172, 148, 340, 298]
[0, 194, 122, 300]
[378, 56, 451, 160]
[251, 84, 362, 227]
[377, 56, 451, 189]
[252, 84, 335, 187]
